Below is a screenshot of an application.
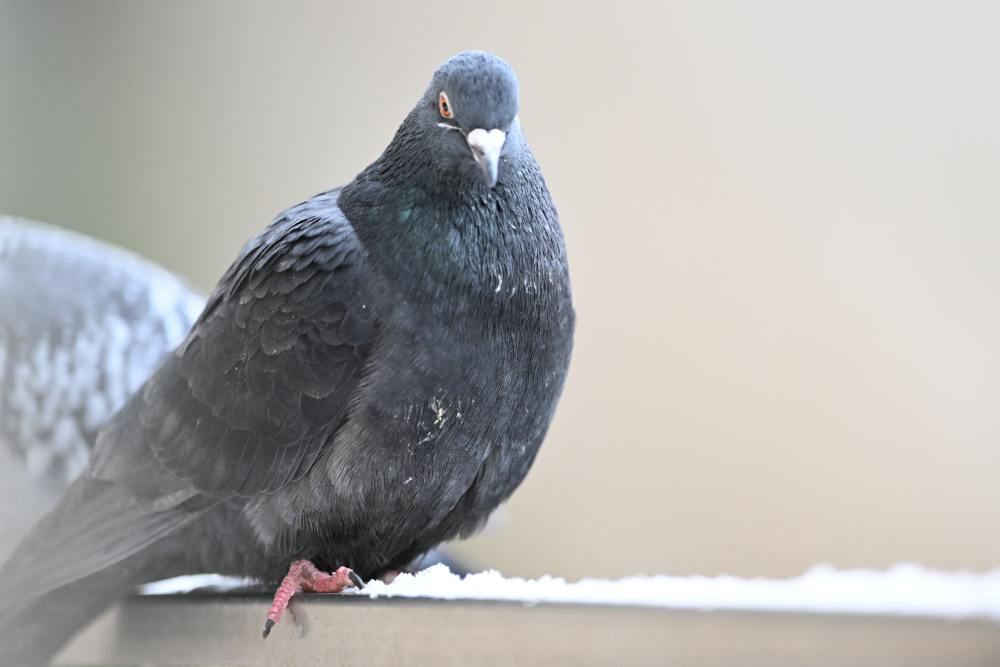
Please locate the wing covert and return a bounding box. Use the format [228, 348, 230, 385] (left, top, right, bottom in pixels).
[93, 191, 374, 499]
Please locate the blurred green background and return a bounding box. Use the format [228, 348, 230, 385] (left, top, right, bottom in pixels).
[2, 1, 999, 580]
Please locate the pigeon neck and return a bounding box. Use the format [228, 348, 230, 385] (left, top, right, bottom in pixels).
[338, 148, 557, 305]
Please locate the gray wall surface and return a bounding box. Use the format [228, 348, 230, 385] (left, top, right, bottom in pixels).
[2, 1, 999, 580]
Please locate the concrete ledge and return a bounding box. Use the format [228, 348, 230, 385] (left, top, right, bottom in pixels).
[54, 593, 1000, 666]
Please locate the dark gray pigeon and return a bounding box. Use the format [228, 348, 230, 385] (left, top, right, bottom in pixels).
[0, 217, 205, 562]
[0, 50, 573, 665]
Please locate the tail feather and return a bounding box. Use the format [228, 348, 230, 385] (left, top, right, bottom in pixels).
[0, 474, 205, 608]
[0, 474, 209, 665]
[0, 557, 155, 666]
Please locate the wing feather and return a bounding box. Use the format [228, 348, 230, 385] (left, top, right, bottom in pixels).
[94, 189, 374, 501]
[10, 191, 375, 606]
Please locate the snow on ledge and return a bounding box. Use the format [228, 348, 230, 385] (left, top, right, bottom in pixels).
[141, 563, 1000, 621]
[139, 575, 259, 596]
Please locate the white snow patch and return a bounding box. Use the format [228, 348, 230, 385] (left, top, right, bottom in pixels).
[141, 563, 1000, 621]
[140, 574, 258, 595]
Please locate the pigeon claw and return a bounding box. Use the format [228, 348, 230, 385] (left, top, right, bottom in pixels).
[262, 559, 362, 639]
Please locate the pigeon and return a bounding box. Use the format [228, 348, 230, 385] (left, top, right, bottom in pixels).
[0, 217, 205, 562]
[0, 50, 574, 665]
[0, 218, 468, 579]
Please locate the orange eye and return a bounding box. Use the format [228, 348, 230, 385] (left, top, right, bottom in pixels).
[439, 92, 453, 118]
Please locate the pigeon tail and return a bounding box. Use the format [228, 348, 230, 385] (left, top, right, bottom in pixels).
[0, 475, 206, 665]
[0, 544, 183, 666]
[0, 564, 127, 666]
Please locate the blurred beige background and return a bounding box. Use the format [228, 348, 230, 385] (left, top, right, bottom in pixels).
[1, 1, 999, 581]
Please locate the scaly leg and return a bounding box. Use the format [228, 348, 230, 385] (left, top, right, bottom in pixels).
[263, 559, 365, 638]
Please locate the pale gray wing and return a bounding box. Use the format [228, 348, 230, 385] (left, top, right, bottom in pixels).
[0, 216, 205, 559]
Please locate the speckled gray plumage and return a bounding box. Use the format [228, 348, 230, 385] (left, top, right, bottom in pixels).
[0, 217, 204, 561]
[0, 51, 573, 666]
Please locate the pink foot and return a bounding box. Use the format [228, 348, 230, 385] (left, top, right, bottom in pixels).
[263, 559, 364, 638]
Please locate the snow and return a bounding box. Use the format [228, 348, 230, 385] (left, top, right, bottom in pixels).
[140, 574, 259, 595]
[140, 562, 1000, 621]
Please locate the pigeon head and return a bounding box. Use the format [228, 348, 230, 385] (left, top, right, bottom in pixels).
[422, 51, 519, 188]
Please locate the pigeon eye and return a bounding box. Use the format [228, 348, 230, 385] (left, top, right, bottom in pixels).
[439, 92, 453, 119]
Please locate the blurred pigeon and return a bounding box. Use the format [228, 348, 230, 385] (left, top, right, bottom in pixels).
[0, 217, 204, 562]
[0, 50, 573, 665]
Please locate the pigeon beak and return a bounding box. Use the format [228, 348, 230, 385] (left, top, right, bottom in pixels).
[466, 128, 506, 188]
